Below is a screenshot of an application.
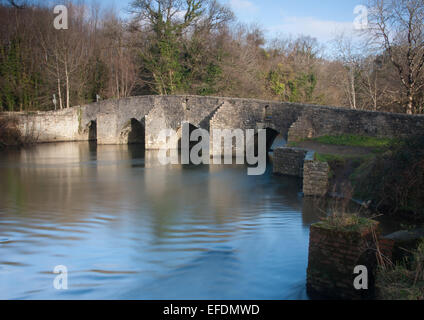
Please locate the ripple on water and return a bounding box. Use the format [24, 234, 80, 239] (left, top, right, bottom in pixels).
[0, 143, 316, 300]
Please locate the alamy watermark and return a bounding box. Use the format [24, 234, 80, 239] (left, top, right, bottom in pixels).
[353, 5, 368, 30]
[157, 122, 267, 176]
[53, 265, 68, 290]
[53, 5, 68, 30]
[353, 265, 368, 290]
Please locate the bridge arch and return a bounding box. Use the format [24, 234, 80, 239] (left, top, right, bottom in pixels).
[54, 95, 424, 148]
[245, 127, 282, 157]
[176, 122, 202, 150]
[118, 117, 145, 145]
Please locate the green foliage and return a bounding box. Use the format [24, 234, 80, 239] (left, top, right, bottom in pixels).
[1, 1, 421, 113]
[198, 63, 222, 96]
[314, 153, 348, 163]
[268, 68, 286, 97]
[133, 0, 210, 95]
[141, 35, 184, 94]
[288, 73, 317, 103]
[267, 64, 317, 103]
[85, 57, 109, 102]
[0, 37, 44, 111]
[352, 136, 424, 219]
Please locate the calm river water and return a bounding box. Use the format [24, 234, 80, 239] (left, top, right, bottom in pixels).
[0, 142, 321, 299]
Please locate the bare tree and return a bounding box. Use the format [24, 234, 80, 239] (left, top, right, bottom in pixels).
[102, 11, 138, 98]
[333, 33, 363, 109]
[368, 0, 424, 114]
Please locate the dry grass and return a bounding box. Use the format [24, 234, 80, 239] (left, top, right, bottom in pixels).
[315, 184, 379, 232]
[0, 116, 24, 147]
[320, 213, 377, 232]
[376, 240, 424, 300]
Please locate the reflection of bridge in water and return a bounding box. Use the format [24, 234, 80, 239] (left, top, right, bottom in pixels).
[0, 142, 321, 229]
[0, 141, 333, 299]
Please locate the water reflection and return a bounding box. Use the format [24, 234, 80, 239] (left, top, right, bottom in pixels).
[0, 142, 317, 300]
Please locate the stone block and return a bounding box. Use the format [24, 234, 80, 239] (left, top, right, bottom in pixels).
[272, 147, 308, 177]
[303, 160, 330, 196]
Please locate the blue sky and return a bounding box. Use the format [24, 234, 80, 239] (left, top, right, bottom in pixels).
[101, 0, 366, 44]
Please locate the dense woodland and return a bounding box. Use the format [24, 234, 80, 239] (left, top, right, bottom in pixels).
[0, 0, 423, 114]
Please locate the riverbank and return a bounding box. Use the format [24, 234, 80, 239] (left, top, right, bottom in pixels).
[290, 134, 424, 222]
[291, 134, 424, 299]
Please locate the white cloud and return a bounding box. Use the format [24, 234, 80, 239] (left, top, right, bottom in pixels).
[268, 16, 358, 43]
[229, 0, 259, 14]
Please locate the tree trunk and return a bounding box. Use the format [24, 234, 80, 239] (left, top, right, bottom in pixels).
[57, 78, 63, 110]
[407, 93, 413, 115]
[65, 56, 70, 109]
[351, 69, 356, 109]
[56, 58, 63, 109]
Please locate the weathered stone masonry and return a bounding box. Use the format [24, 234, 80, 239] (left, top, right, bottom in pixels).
[303, 160, 330, 197]
[307, 221, 380, 299]
[287, 106, 424, 142]
[307, 220, 396, 300]
[272, 147, 308, 177]
[8, 95, 424, 149]
[272, 147, 330, 197]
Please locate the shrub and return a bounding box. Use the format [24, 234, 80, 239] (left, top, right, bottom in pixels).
[0, 116, 23, 147]
[318, 213, 377, 233]
[376, 240, 424, 300]
[352, 135, 424, 220]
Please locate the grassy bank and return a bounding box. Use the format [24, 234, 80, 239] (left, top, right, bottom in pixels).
[296, 134, 424, 221]
[352, 136, 424, 221]
[376, 240, 424, 300]
[311, 134, 394, 149]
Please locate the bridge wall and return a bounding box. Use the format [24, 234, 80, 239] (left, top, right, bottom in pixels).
[10, 96, 424, 148]
[287, 106, 424, 142]
[16, 108, 87, 143]
[145, 95, 223, 149]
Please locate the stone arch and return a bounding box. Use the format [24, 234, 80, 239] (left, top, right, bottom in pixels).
[88, 120, 97, 141]
[119, 117, 145, 145]
[264, 127, 280, 152]
[81, 120, 97, 141]
[249, 126, 281, 154]
[176, 122, 201, 150]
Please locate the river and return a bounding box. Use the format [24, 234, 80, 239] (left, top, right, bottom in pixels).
[0, 142, 321, 299]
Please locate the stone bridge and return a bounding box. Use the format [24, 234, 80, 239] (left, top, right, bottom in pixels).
[14, 95, 424, 153]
